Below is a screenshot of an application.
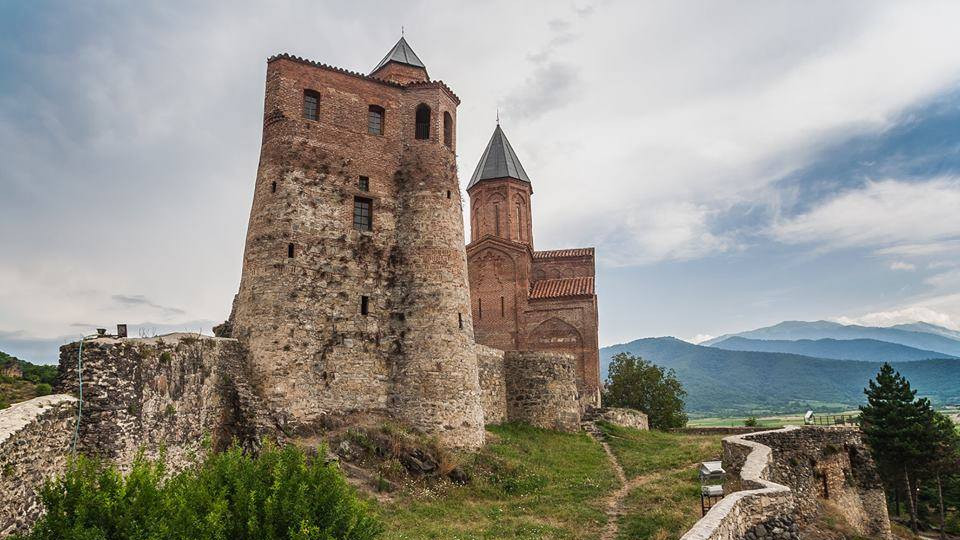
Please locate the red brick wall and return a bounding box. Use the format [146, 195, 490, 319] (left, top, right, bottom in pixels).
[467, 179, 533, 246]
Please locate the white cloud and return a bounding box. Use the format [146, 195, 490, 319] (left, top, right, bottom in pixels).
[889, 261, 916, 271]
[770, 178, 960, 251]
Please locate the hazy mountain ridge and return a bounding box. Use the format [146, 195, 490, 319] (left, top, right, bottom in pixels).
[600, 337, 960, 416]
[701, 320, 960, 357]
[711, 336, 958, 362]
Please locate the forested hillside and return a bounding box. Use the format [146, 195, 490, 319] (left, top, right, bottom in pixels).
[601, 337, 960, 417]
[0, 349, 58, 409]
[711, 336, 957, 362]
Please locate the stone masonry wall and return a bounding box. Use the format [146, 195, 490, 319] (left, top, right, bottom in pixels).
[477, 345, 506, 425]
[597, 407, 649, 430]
[681, 426, 891, 540]
[58, 333, 267, 471]
[503, 351, 581, 432]
[0, 395, 77, 536]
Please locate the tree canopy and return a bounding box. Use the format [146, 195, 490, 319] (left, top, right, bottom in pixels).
[603, 352, 688, 430]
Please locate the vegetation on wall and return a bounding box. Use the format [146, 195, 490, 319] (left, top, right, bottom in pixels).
[14, 443, 382, 540]
[602, 352, 688, 430]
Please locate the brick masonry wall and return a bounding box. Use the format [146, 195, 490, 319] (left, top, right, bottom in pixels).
[680, 426, 892, 540]
[477, 345, 506, 425]
[0, 395, 77, 536]
[57, 334, 267, 470]
[503, 351, 581, 432]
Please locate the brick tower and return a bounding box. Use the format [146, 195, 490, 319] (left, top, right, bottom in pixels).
[229, 38, 484, 448]
[466, 125, 601, 408]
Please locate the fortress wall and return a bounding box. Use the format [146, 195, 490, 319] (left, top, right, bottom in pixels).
[476, 345, 506, 425]
[597, 407, 649, 430]
[681, 426, 891, 540]
[0, 395, 77, 536]
[503, 351, 581, 432]
[57, 334, 267, 470]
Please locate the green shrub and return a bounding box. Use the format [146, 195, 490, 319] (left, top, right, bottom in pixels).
[16, 442, 382, 540]
[33, 383, 52, 396]
[744, 416, 758, 427]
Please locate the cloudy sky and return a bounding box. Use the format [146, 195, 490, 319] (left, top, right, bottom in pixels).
[2, 1, 960, 363]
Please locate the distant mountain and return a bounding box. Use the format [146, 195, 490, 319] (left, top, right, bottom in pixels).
[701, 320, 960, 358]
[711, 336, 958, 362]
[600, 337, 960, 416]
[891, 322, 960, 341]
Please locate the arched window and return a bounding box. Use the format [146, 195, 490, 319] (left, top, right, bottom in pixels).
[516, 203, 523, 240]
[415, 104, 431, 140]
[443, 111, 453, 148]
[302, 90, 320, 121]
[368, 105, 384, 135]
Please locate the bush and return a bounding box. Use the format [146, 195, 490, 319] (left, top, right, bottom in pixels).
[33, 383, 52, 396]
[744, 416, 758, 427]
[603, 352, 688, 430]
[16, 442, 382, 540]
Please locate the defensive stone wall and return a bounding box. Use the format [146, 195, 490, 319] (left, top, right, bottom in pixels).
[0, 395, 78, 536]
[503, 351, 581, 432]
[476, 345, 506, 425]
[681, 426, 891, 540]
[57, 333, 268, 470]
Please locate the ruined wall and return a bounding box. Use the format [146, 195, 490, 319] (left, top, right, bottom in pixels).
[476, 345, 506, 425]
[230, 55, 483, 448]
[0, 395, 77, 536]
[680, 426, 891, 540]
[58, 334, 266, 470]
[503, 351, 581, 432]
[597, 407, 648, 430]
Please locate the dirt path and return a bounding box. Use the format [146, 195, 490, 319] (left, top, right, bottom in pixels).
[585, 421, 646, 540]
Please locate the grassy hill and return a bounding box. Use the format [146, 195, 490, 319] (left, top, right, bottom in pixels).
[373, 423, 723, 539]
[601, 337, 960, 417]
[0, 349, 58, 409]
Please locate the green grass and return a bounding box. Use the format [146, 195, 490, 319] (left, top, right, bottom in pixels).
[374, 423, 726, 540]
[598, 422, 723, 479]
[376, 423, 616, 540]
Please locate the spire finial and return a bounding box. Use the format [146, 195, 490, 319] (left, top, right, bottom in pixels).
[401, 26, 404, 37]
[496, 108, 500, 125]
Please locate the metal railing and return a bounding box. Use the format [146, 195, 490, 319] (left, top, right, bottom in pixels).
[806, 413, 860, 426]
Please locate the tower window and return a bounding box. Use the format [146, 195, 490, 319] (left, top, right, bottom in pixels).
[478, 298, 482, 319]
[494, 204, 500, 236]
[302, 90, 320, 121]
[271, 181, 277, 193]
[446, 190, 451, 199]
[360, 295, 369, 316]
[358, 176, 369, 192]
[287, 243, 294, 258]
[500, 296, 505, 317]
[458, 312, 463, 329]
[443, 111, 453, 148]
[353, 197, 372, 231]
[415, 104, 431, 140]
[368, 105, 384, 135]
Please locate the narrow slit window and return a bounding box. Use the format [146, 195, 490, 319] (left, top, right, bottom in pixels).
[415, 104, 431, 140]
[478, 298, 482, 319]
[360, 295, 369, 316]
[358, 176, 369, 192]
[353, 197, 372, 231]
[446, 190, 451, 199]
[271, 181, 277, 193]
[500, 296, 505, 317]
[458, 312, 463, 329]
[494, 205, 500, 236]
[287, 243, 294, 258]
[303, 90, 320, 121]
[368, 105, 384, 135]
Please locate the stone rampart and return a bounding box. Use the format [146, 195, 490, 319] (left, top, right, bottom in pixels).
[680, 426, 891, 540]
[503, 351, 581, 432]
[476, 345, 506, 425]
[58, 333, 268, 471]
[0, 395, 78, 536]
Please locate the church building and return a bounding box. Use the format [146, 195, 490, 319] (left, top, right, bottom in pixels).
[466, 125, 601, 407]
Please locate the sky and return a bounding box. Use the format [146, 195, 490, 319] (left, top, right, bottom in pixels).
[2, 1, 960, 363]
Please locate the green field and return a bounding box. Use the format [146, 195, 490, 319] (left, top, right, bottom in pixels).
[374, 424, 724, 539]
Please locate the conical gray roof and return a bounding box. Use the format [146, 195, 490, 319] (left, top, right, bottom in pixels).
[371, 37, 426, 74]
[467, 125, 531, 189]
